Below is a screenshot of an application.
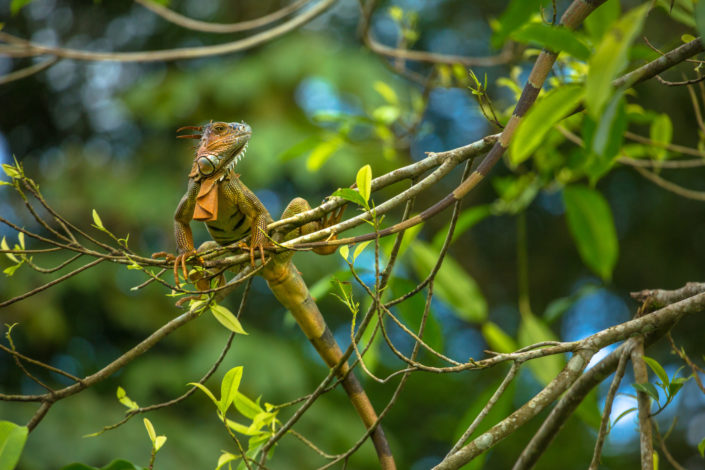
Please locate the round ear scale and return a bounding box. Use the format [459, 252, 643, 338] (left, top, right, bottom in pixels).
[176, 125, 203, 139]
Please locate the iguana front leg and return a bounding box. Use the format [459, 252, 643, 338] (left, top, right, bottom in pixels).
[152, 179, 203, 285]
[225, 176, 272, 266]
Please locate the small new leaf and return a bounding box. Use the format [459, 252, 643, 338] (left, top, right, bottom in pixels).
[642, 356, 669, 387]
[154, 435, 166, 452]
[143, 418, 156, 443]
[632, 382, 660, 402]
[210, 304, 248, 335]
[217, 451, 240, 469]
[339, 245, 349, 261]
[353, 241, 372, 261]
[1, 237, 19, 263]
[116, 386, 139, 410]
[1, 163, 20, 179]
[219, 366, 243, 415]
[92, 209, 105, 230]
[332, 188, 368, 208]
[698, 436, 705, 457]
[356, 164, 372, 203]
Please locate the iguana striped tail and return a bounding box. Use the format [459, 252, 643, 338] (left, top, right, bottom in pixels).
[261, 259, 396, 469]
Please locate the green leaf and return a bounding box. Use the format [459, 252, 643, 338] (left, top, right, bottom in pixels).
[510, 85, 585, 166]
[143, 418, 156, 443]
[592, 93, 627, 159]
[219, 366, 244, 415]
[649, 113, 673, 161]
[188, 382, 219, 408]
[332, 188, 367, 208]
[306, 136, 344, 171]
[585, 92, 627, 184]
[584, 0, 620, 40]
[91, 209, 104, 230]
[563, 185, 618, 281]
[1, 164, 20, 179]
[116, 386, 139, 410]
[698, 436, 705, 457]
[612, 407, 636, 427]
[518, 312, 564, 385]
[210, 304, 248, 335]
[225, 418, 265, 436]
[410, 242, 487, 323]
[511, 24, 590, 61]
[491, 0, 550, 48]
[633, 382, 659, 402]
[668, 380, 685, 397]
[642, 356, 669, 387]
[233, 392, 264, 420]
[153, 435, 166, 452]
[1, 237, 19, 263]
[338, 245, 349, 261]
[356, 164, 372, 203]
[352, 241, 372, 261]
[481, 322, 517, 353]
[585, 4, 649, 118]
[216, 452, 240, 470]
[0, 421, 28, 470]
[373, 81, 398, 105]
[3, 263, 23, 277]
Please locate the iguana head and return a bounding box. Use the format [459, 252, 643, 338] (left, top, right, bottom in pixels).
[178, 121, 251, 177]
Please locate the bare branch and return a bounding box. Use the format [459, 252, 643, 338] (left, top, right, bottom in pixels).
[631, 338, 654, 470]
[135, 0, 311, 34]
[589, 348, 630, 470]
[0, 0, 337, 63]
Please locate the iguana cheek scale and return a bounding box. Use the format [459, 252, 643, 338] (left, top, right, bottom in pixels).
[159, 121, 396, 469]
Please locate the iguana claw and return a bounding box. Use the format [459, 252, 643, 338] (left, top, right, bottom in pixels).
[152, 250, 202, 286]
[238, 241, 267, 267]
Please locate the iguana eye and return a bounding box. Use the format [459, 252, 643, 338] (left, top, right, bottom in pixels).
[213, 124, 227, 134]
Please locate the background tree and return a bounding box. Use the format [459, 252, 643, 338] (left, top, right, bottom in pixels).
[1, 0, 705, 469]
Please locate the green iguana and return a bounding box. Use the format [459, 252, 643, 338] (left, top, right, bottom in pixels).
[154, 121, 395, 469]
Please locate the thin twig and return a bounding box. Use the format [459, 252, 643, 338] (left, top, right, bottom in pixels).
[135, 0, 311, 34]
[588, 348, 630, 470]
[0, 57, 59, 85]
[0, 258, 105, 309]
[448, 362, 519, 456]
[632, 165, 705, 201]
